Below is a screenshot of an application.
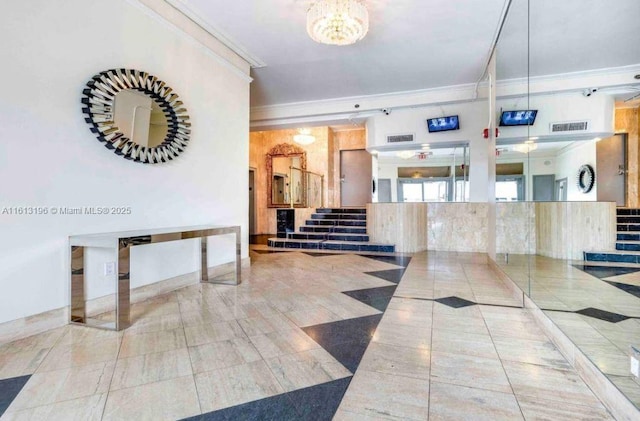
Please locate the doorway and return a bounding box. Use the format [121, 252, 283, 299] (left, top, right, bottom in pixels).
[597, 134, 626, 206]
[340, 149, 372, 207]
[378, 178, 392, 202]
[249, 169, 256, 235]
[554, 177, 568, 201]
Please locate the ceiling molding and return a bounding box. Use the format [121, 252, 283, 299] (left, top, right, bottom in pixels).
[251, 64, 640, 128]
[164, 0, 267, 68]
[126, 0, 253, 82]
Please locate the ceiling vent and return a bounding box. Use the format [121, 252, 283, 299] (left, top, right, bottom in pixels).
[550, 120, 589, 133]
[387, 133, 414, 143]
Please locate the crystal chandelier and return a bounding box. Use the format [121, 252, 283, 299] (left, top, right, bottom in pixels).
[293, 128, 316, 145]
[513, 140, 538, 154]
[396, 150, 415, 160]
[307, 0, 369, 46]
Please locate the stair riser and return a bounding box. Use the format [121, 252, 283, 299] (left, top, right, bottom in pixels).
[617, 209, 640, 216]
[300, 226, 367, 234]
[616, 243, 640, 251]
[617, 217, 640, 224]
[326, 235, 369, 242]
[311, 214, 367, 220]
[617, 225, 640, 232]
[288, 233, 326, 240]
[316, 208, 366, 214]
[617, 233, 640, 241]
[306, 220, 366, 227]
[584, 252, 640, 264]
[267, 239, 394, 252]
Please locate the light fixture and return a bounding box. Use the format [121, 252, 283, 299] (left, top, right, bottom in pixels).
[513, 142, 538, 154]
[593, 137, 602, 142]
[396, 150, 415, 159]
[421, 144, 430, 150]
[293, 128, 316, 145]
[307, 0, 369, 46]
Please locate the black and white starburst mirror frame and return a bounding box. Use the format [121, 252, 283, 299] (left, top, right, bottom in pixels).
[81, 68, 191, 164]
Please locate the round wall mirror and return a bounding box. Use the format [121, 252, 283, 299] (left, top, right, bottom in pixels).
[81, 69, 191, 164]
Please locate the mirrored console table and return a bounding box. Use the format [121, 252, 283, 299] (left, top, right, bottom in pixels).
[69, 225, 241, 331]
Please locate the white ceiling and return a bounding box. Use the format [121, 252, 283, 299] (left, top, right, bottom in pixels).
[169, 0, 640, 108]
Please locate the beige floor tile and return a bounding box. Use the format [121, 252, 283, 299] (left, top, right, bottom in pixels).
[237, 313, 298, 336]
[118, 328, 186, 358]
[2, 393, 107, 421]
[492, 336, 572, 369]
[430, 351, 512, 394]
[429, 381, 523, 421]
[56, 325, 122, 346]
[333, 408, 391, 420]
[358, 342, 430, 380]
[381, 307, 433, 328]
[249, 328, 320, 359]
[183, 320, 245, 347]
[503, 360, 606, 408]
[110, 348, 192, 390]
[284, 306, 342, 327]
[265, 348, 351, 391]
[0, 348, 50, 379]
[338, 369, 430, 420]
[0, 327, 66, 355]
[123, 312, 183, 335]
[431, 328, 499, 359]
[432, 312, 490, 334]
[7, 361, 114, 411]
[188, 337, 262, 374]
[102, 375, 200, 421]
[517, 395, 614, 420]
[37, 337, 121, 372]
[195, 360, 283, 412]
[372, 321, 431, 350]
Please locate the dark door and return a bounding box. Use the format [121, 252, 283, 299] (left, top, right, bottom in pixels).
[340, 149, 372, 206]
[249, 169, 256, 235]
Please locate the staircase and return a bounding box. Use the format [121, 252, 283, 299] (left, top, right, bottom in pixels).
[584, 208, 640, 263]
[267, 208, 395, 252]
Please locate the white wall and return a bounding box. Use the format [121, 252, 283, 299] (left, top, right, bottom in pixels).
[0, 0, 250, 323]
[555, 141, 598, 201]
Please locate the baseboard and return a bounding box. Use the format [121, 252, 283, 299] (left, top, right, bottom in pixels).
[0, 257, 251, 345]
[489, 257, 639, 421]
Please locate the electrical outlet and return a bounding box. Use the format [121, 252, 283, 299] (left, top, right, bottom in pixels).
[104, 262, 116, 277]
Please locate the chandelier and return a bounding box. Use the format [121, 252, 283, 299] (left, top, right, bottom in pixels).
[293, 128, 316, 145]
[307, 0, 369, 46]
[396, 150, 415, 160]
[513, 140, 538, 154]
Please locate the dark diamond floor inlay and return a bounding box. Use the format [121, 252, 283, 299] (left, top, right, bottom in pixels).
[342, 286, 398, 312]
[359, 254, 412, 267]
[303, 252, 341, 257]
[575, 307, 630, 323]
[252, 250, 287, 254]
[573, 264, 640, 279]
[364, 268, 406, 284]
[302, 314, 383, 373]
[435, 296, 477, 308]
[605, 281, 640, 299]
[0, 375, 31, 416]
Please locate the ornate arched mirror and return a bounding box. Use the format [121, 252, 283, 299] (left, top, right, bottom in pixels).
[267, 143, 306, 207]
[81, 68, 191, 164]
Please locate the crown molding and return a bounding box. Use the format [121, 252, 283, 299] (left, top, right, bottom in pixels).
[125, 0, 253, 83]
[164, 0, 266, 68]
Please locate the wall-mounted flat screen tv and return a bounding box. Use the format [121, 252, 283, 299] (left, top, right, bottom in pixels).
[499, 110, 538, 126]
[427, 115, 459, 133]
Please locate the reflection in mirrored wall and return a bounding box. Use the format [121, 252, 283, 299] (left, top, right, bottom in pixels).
[494, 0, 640, 411]
[376, 143, 470, 202]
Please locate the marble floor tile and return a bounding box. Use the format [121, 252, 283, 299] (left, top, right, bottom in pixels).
[118, 328, 186, 358]
[7, 361, 114, 411]
[492, 336, 572, 370]
[431, 328, 499, 359]
[430, 351, 512, 394]
[183, 320, 245, 347]
[2, 393, 107, 421]
[249, 328, 320, 359]
[265, 348, 351, 391]
[357, 342, 430, 380]
[428, 381, 523, 421]
[36, 337, 121, 372]
[0, 327, 66, 355]
[194, 360, 284, 412]
[516, 395, 614, 420]
[0, 348, 49, 380]
[102, 375, 200, 421]
[333, 408, 391, 420]
[338, 369, 430, 420]
[283, 306, 342, 327]
[188, 337, 261, 374]
[123, 312, 183, 335]
[503, 360, 605, 408]
[431, 312, 490, 335]
[381, 307, 433, 328]
[56, 325, 122, 346]
[237, 313, 298, 336]
[110, 348, 192, 390]
[371, 321, 431, 350]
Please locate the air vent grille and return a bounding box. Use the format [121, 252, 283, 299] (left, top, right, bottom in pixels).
[387, 134, 414, 143]
[550, 121, 589, 132]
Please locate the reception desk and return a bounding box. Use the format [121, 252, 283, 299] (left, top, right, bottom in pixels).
[69, 225, 241, 331]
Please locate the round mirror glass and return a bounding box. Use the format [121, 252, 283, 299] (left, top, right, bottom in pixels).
[113, 90, 169, 148]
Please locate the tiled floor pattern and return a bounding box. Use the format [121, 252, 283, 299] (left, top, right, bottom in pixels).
[0, 250, 615, 420]
[499, 256, 640, 410]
